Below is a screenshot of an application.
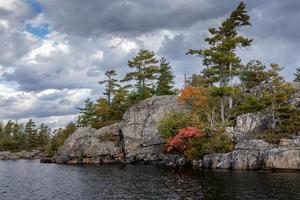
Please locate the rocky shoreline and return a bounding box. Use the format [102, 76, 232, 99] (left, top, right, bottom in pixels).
[0, 149, 45, 160]
[40, 95, 300, 171]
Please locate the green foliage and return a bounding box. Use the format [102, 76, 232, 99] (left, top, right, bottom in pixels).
[256, 130, 283, 144]
[294, 67, 300, 82]
[77, 98, 98, 127]
[157, 112, 190, 139]
[234, 95, 265, 115]
[98, 70, 120, 106]
[275, 104, 300, 134]
[240, 60, 269, 90]
[184, 133, 234, 160]
[46, 122, 77, 155]
[0, 119, 50, 151]
[155, 57, 176, 95]
[122, 49, 159, 92]
[187, 2, 252, 123]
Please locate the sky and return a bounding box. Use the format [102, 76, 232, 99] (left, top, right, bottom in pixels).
[0, 0, 299, 129]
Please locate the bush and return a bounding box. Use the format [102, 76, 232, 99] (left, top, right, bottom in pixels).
[275, 104, 300, 134]
[256, 130, 284, 144]
[157, 111, 190, 139]
[184, 133, 234, 160]
[165, 127, 204, 154]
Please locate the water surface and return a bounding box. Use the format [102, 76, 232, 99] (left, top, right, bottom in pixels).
[0, 160, 299, 200]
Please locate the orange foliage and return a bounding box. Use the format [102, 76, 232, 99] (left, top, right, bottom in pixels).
[177, 86, 208, 109]
[165, 127, 204, 153]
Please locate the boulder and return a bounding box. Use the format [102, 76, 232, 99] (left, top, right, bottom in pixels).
[235, 112, 272, 134]
[264, 148, 300, 169]
[55, 123, 124, 164]
[0, 151, 19, 160]
[203, 139, 274, 170]
[203, 153, 232, 169]
[54, 95, 184, 164]
[121, 95, 183, 160]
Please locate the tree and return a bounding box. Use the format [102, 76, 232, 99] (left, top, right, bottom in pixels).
[187, 2, 252, 123]
[98, 70, 120, 106]
[94, 97, 112, 128]
[46, 122, 77, 155]
[77, 98, 97, 127]
[110, 87, 129, 120]
[25, 119, 38, 149]
[37, 124, 50, 147]
[155, 57, 175, 95]
[294, 67, 300, 82]
[122, 49, 159, 93]
[264, 64, 290, 129]
[240, 60, 269, 90]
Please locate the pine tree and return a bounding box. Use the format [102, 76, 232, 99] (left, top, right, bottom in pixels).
[25, 119, 37, 149]
[155, 57, 175, 95]
[77, 98, 97, 127]
[240, 60, 269, 90]
[264, 64, 288, 129]
[98, 70, 120, 106]
[187, 2, 252, 123]
[122, 49, 159, 93]
[294, 67, 300, 82]
[37, 124, 50, 147]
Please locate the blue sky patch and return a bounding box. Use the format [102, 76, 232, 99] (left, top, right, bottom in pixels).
[26, 23, 49, 38]
[26, 0, 43, 13]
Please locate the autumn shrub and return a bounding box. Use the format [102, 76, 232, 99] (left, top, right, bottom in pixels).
[165, 127, 204, 154]
[178, 86, 208, 111]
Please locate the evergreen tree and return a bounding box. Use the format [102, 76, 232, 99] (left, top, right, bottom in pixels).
[294, 67, 300, 82]
[187, 2, 252, 123]
[264, 64, 289, 129]
[122, 49, 159, 93]
[155, 58, 175, 95]
[25, 119, 37, 149]
[94, 97, 111, 128]
[110, 88, 129, 120]
[77, 98, 97, 127]
[37, 124, 50, 147]
[240, 60, 269, 90]
[3, 120, 14, 137]
[98, 70, 120, 106]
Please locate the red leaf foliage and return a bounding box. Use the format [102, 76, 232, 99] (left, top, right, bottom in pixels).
[165, 127, 204, 153]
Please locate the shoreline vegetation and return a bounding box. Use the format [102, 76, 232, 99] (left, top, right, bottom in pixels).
[1, 2, 300, 169]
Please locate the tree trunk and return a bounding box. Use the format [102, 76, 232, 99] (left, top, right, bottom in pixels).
[220, 97, 225, 124]
[108, 92, 111, 107]
[229, 96, 233, 109]
[272, 102, 276, 129]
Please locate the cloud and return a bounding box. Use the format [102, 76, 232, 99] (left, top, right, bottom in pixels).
[0, 0, 299, 128]
[0, 84, 91, 119]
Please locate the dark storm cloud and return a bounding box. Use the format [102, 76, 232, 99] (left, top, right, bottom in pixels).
[38, 0, 244, 37]
[1, 0, 299, 127]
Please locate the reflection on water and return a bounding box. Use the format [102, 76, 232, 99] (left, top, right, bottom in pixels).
[0, 160, 299, 200]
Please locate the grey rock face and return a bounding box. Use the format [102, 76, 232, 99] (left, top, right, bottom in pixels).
[0, 150, 44, 160]
[202, 138, 300, 170]
[264, 148, 300, 169]
[55, 123, 124, 164]
[55, 95, 184, 164]
[203, 139, 274, 170]
[121, 95, 183, 160]
[235, 112, 272, 134]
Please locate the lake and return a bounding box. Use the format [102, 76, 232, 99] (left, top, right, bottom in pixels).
[0, 160, 299, 200]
